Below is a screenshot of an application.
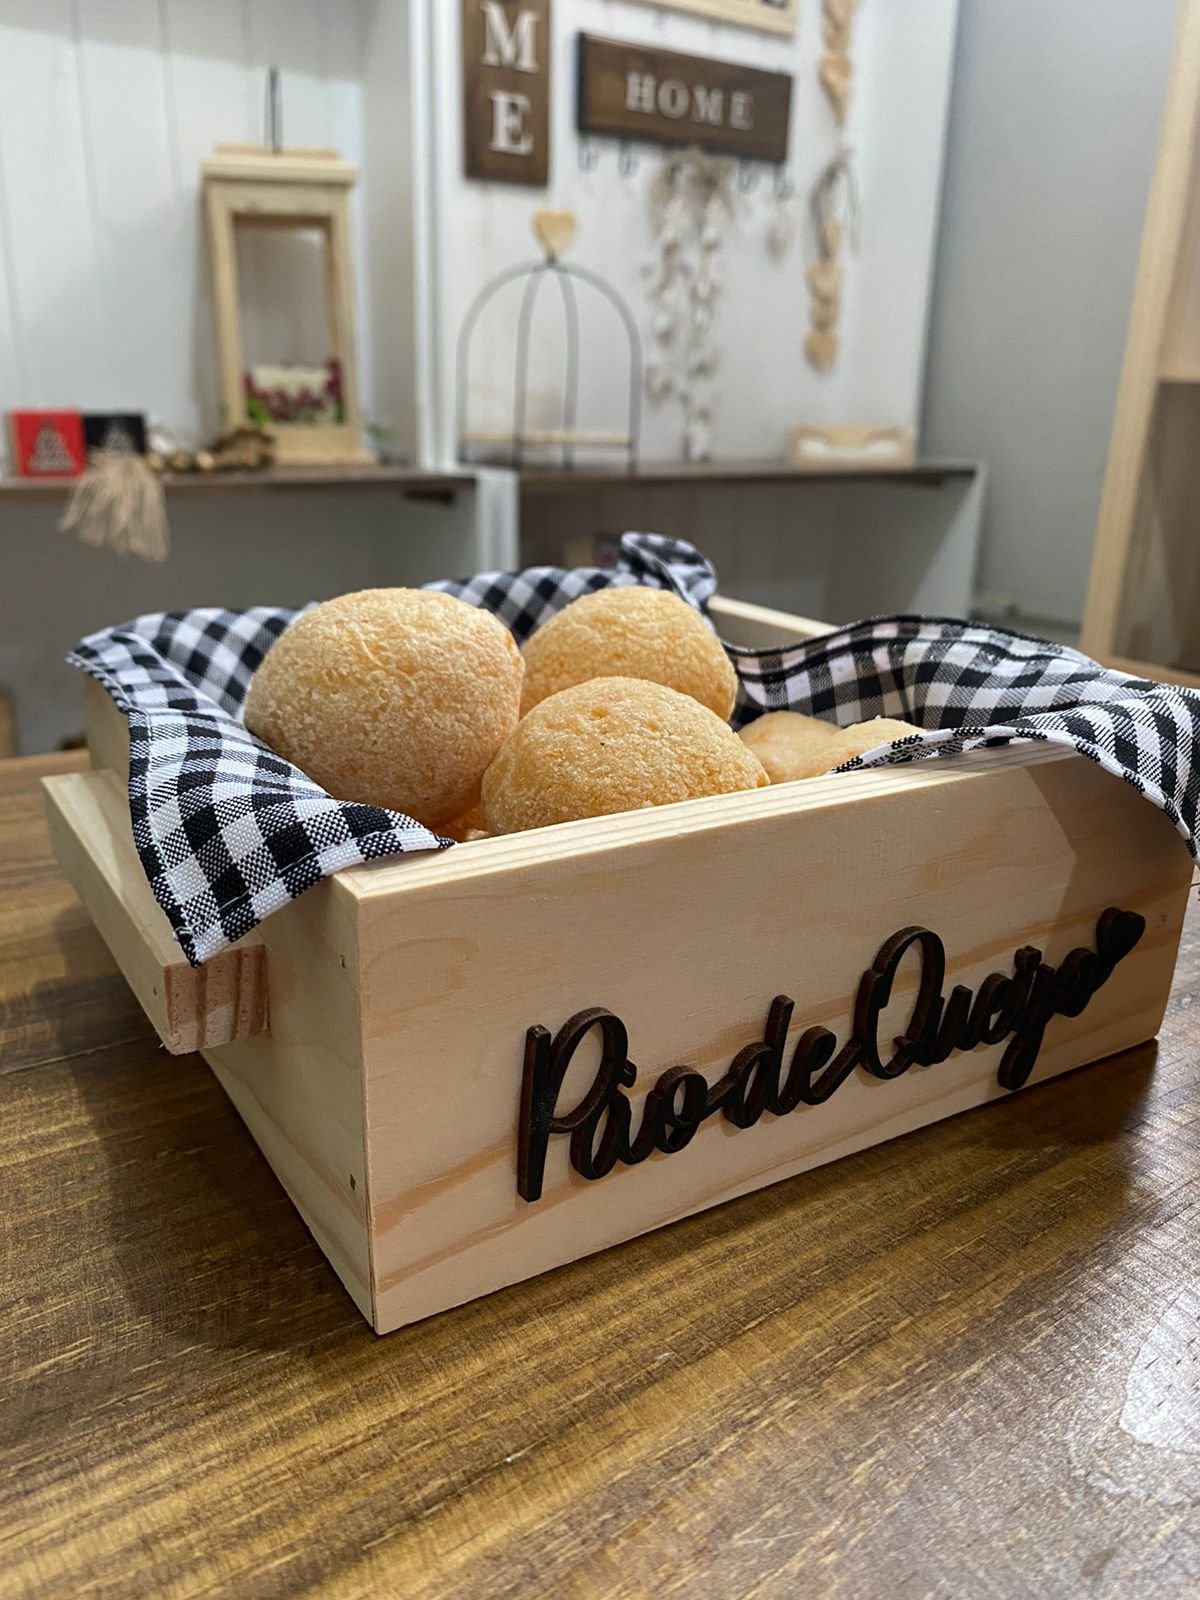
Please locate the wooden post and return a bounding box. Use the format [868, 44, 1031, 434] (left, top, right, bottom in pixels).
[1080, 0, 1200, 679]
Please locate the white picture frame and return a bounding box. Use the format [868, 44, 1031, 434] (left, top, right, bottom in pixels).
[637, 0, 799, 36]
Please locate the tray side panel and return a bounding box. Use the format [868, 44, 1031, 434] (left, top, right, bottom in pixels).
[357, 749, 1192, 1333]
[202, 877, 373, 1323]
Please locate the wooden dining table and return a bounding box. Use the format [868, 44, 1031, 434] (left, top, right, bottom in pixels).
[4, 748, 1200, 1598]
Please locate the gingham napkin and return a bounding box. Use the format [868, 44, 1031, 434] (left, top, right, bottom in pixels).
[68, 532, 1200, 966]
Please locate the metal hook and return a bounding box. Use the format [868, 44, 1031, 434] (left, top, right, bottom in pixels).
[773, 166, 794, 201]
[577, 137, 600, 173]
[618, 140, 639, 178]
[738, 161, 759, 195]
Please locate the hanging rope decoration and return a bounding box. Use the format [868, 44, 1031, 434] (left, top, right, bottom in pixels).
[819, 0, 858, 127]
[642, 148, 734, 461]
[805, 152, 859, 373]
[805, 0, 861, 373]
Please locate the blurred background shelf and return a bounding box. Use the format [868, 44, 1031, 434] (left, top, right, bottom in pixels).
[515, 459, 987, 628]
[517, 459, 976, 493]
[1, 463, 488, 756]
[0, 466, 474, 505]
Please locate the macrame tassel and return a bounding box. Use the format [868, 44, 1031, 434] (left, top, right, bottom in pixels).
[59, 452, 169, 564]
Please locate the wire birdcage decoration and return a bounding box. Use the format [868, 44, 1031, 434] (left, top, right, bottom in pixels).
[456, 212, 642, 471]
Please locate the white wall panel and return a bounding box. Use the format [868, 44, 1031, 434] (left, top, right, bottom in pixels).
[0, 0, 108, 421]
[160, 0, 256, 439]
[242, 0, 328, 147]
[362, 0, 417, 457]
[73, 0, 184, 418]
[0, 0, 379, 451]
[322, 1, 373, 415]
[425, 0, 960, 464]
[922, 0, 1176, 624]
[0, 98, 25, 410]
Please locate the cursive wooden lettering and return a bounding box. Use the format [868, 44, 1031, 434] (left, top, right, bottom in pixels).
[515, 908, 1145, 1201]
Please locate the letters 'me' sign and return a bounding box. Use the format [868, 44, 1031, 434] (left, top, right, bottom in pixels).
[577, 34, 793, 163]
[462, 0, 551, 185]
[517, 908, 1147, 1202]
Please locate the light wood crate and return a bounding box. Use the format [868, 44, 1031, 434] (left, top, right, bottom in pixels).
[44, 596, 1193, 1333]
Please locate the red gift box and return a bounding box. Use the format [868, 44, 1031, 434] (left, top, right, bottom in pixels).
[9, 410, 86, 477]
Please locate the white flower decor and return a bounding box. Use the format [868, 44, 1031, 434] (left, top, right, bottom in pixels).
[643, 149, 734, 461]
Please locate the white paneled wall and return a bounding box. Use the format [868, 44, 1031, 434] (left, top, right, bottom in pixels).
[0, 0, 385, 457]
[421, 0, 960, 464]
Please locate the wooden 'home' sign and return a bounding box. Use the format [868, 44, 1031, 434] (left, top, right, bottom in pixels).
[462, 0, 552, 185]
[577, 34, 792, 163]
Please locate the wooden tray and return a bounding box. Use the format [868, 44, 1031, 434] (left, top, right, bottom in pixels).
[44, 596, 1193, 1334]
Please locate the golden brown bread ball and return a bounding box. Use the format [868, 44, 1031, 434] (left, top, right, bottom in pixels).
[481, 677, 768, 835]
[244, 588, 522, 827]
[520, 585, 738, 719]
[739, 712, 924, 784]
[738, 711, 843, 783]
[825, 716, 924, 770]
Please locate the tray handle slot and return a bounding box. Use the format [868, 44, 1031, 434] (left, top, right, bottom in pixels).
[43, 769, 268, 1055]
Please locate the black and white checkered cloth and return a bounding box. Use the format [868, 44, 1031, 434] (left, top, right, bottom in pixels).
[68, 532, 1200, 967]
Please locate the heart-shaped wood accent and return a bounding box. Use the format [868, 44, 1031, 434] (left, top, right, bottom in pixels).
[819, 217, 843, 258]
[807, 259, 843, 301]
[1099, 907, 1147, 966]
[533, 209, 577, 258]
[819, 53, 853, 125]
[809, 295, 840, 332]
[823, 0, 857, 29]
[806, 329, 838, 371]
[822, 15, 852, 52]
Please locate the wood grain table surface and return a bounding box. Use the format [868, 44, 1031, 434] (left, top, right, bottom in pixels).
[4, 751, 1200, 1598]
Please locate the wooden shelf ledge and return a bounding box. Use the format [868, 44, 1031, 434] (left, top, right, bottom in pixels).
[515, 458, 979, 493]
[0, 465, 474, 505]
